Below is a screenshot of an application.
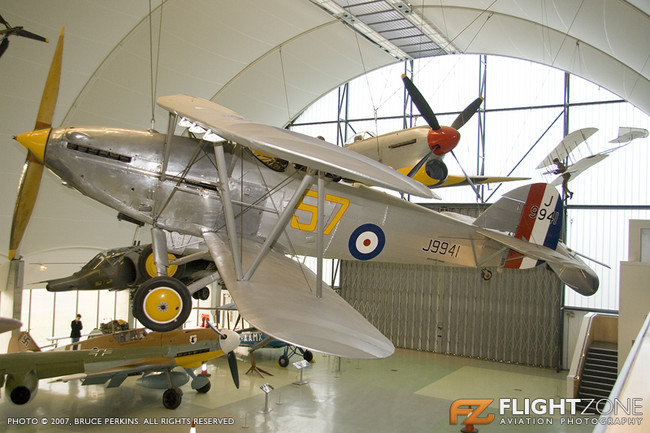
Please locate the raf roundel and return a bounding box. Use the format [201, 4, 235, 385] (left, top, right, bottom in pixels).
[348, 224, 386, 260]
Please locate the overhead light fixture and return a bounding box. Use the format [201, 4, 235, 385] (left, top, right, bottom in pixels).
[178, 117, 193, 128]
[203, 130, 225, 142]
[189, 124, 206, 134]
[39, 264, 47, 271]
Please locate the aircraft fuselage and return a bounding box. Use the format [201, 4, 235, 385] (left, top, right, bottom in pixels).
[42, 126, 499, 269]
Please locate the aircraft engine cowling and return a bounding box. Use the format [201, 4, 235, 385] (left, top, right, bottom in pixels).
[424, 158, 448, 185]
[5, 370, 38, 405]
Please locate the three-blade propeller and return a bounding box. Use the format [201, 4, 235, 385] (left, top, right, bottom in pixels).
[9, 28, 63, 260]
[402, 74, 484, 201]
[206, 320, 240, 389]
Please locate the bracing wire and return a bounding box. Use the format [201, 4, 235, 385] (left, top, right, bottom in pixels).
[148, 0, 164, 130]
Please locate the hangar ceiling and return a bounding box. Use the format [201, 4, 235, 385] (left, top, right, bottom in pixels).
[0, 0, 649, 264]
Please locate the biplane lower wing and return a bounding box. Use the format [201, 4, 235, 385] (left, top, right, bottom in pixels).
[202, 232, 394, 359]
[550, 153, 608, 186]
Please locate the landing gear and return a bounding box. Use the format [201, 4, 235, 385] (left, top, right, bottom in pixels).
[196, 382, 211, 393]
[162, 388, 183, 409]
[481, 268, 493, 281]
[192, 286, 210, 301]
[278, 348, 313, 367]
[138, 244, 185, 279]
[132, 276, 192, 332]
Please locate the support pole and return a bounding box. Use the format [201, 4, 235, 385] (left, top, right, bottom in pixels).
[213, 143, 243, 280]
[243, 173, 315, 281]
[316, 172, 325, 298]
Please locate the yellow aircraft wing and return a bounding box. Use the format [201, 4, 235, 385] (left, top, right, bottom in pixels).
[398, 165, 528, 188]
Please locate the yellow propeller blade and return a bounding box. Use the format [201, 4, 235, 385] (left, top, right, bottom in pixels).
[9, 27, 63, 260]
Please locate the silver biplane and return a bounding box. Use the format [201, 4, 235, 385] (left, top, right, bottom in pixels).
[13, 94, 599, 360]
[10, 31, 598, 361]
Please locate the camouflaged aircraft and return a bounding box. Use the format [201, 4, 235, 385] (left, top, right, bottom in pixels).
[0, 323, 240, 409]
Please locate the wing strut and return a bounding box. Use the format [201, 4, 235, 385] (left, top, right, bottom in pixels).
[243, 172, 315, 281]
[160, 112, 177, 181]
[213, 142, 243, 280]
[151, 227, 170, 276]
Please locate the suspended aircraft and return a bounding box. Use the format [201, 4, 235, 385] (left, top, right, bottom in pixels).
[0, 324, 240, 409]
[44, 243, 213, 301]
[344, 75, 528, 195]
[538, 127, 649, 197]
[10, 32, 598, 362]
[0, 13, 48, 59]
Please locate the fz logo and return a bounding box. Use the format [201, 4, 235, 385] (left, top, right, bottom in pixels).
[450, 399, 494, 425]
[189, 335, 198, 344]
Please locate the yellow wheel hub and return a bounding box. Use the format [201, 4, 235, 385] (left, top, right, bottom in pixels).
[143, 287, 183, 324]
[145, 253, 178, 278]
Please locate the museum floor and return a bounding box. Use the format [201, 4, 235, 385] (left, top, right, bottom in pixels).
[0, 347, 597, 433]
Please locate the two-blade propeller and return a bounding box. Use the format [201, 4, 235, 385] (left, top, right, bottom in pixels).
[206, 320, 240, 389]
[402, 74, 484, 201]
[0, 14, 49, 59]
[9, 28, 63, 260]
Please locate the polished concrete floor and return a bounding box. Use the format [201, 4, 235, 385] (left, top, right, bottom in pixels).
[0, 347, 597, 432]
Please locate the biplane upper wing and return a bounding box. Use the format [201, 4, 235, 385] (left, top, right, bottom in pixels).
[537, 127, 598, 169]
[157, 95, 434, 199]
[202, 231, 394, 360]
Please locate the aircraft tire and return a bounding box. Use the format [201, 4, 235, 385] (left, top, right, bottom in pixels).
[278, 354, 290, 368]
[192, 286, 210, 301]
[162, 388, 183, 409]
[481, 268, 493, 281]
[196, 382, 211, 393]
[138, 244, 185, 279]
[303, 350, 314, 362]
[133, 277, 192, 332]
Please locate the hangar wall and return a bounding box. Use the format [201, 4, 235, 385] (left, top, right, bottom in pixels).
[340, 261, 563, 368]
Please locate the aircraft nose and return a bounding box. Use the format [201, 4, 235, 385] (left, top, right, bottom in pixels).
[15, 129, 51, 163]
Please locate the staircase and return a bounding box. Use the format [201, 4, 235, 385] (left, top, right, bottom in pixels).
[576, 342, 618, 413]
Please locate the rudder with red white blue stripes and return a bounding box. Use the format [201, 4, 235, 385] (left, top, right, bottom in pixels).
[504, 183, 563, 269]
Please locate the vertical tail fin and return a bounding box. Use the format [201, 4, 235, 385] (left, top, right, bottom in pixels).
[7, 331, 41, 353]
[475, 183, 563, 269]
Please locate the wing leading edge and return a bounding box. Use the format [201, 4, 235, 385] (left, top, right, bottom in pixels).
[202, 231, 394, 360]
[157, 95, 434, 199]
